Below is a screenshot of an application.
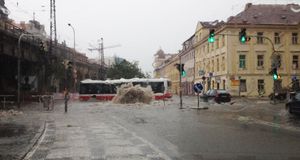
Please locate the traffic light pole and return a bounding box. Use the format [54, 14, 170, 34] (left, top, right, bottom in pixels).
[179, 56, 183, 109]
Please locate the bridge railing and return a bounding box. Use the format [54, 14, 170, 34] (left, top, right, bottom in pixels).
[0, 20, 28, 37]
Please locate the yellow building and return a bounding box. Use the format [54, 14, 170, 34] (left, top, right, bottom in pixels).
[195, 3, 300, 97]
[153, 49, 179, 94]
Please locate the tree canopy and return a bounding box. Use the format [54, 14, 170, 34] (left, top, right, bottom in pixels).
[107, 60, 147, 79]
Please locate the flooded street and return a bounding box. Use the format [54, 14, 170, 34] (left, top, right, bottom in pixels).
[1, 99, 298, 160]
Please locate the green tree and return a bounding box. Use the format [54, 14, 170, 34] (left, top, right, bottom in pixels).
[107, 60, 146, 79]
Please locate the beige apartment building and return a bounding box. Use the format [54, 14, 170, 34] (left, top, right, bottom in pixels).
[194, 3, 300, 96]
[153, 49, 179, 94]
[180, 35, 196, 95]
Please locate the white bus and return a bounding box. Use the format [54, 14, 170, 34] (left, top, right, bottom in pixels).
[79, 78, 172, 101]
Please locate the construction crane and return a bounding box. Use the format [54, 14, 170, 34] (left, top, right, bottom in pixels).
[88, 38, 121, 66]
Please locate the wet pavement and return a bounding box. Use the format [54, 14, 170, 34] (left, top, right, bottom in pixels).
[177, 95, 300, 128]
[0, 103, 45, 160]
[2, 97, 300, 160]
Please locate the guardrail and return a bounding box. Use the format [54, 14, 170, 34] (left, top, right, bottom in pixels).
[0, 95, 15, 109]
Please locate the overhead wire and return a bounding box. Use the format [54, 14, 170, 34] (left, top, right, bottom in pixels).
[5, 0, 49, 22]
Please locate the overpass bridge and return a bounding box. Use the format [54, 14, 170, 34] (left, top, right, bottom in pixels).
[0, 19, 101, 99]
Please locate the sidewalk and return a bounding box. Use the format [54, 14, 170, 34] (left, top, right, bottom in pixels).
[174, 95, 300, 132]
[0, 102, 49, 160]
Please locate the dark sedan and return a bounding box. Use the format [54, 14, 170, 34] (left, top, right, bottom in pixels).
[286, 92, 300, 114]
[201, 89, 231, 103]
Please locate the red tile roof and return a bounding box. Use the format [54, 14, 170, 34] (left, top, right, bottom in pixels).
[227, 3, 300, 25]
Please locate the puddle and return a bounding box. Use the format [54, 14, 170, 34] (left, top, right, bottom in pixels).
[133, 117, 147, 124]
[0, 154, 16, 160]
[286, 115, 300, 127]
[0, 123, 26, 137]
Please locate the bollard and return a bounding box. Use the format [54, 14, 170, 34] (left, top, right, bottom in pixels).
[64, 88, 69, 113]
[64, 96, 68, 113]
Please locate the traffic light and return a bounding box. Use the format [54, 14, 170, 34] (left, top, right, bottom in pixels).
[67, 61, 72, 70]
[39, 41, 45, 52]
[63, 60, 73, 69]
[272, 68, 278, 80]
[239, 28, 251, 43]
[175, 63, 186, 77]
[208, 29, 215, 43]
[239, 28, 247, 43]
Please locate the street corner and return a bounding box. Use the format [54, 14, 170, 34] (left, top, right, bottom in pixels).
[0, 107, 48, 160]
[0, 121, 45, 160]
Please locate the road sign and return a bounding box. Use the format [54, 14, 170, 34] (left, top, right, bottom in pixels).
[193, 83, 203, 93]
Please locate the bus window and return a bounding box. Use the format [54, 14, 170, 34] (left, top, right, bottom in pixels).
[149, 82, 164, 93]
[132, 82, 148, 87]
[98, 83, 111, 94]
[80, 83, 97, 94]
[111, 84, 118, 94]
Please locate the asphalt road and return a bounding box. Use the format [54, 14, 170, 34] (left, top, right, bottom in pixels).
[26, 100, 300, 160]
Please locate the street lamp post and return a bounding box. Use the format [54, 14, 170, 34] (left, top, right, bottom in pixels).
[17, 33, 41, 108]
[17, 33, 26, 108]
[67, 23, 76, 92]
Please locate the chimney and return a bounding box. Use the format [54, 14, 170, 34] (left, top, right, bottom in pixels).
[245, 3, 252, 10]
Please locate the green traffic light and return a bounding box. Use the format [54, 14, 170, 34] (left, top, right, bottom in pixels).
[182, 71, 186, 77]
[208, 37, 215, 43]
[241, 36, 246, 43]
[273, 74, 278, 80]
[208, 29, 215, 43]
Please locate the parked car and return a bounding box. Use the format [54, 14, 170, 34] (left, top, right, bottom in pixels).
[201, 89, 231, 103]
[286, 92, 300, 114]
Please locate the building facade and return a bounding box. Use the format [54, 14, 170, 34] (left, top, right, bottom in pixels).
[180, 34, 196, 95]
[154, 3, 300, 97]
[194, 21, 226, 92]
[153, 49, 179, 94]
[194, 3, 300, 97]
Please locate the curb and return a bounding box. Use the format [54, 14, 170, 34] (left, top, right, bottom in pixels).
[238, 116, 300, 133]
[253, 118, 300, 133]
[20, 121, 47, 160]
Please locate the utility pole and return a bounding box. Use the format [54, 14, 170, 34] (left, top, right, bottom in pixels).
[48, 0, 57, 93]
[88, 39, 121, 79]
[179, 56, 183, 109]
[49, 0, 57, 54]
[100, 38, 104, 66]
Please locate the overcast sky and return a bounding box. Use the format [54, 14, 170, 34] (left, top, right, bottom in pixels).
[5, 0, 298, 73]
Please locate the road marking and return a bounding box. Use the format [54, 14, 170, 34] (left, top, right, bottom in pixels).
[22, 121, 49, 160]
[111, 116, 173, 160]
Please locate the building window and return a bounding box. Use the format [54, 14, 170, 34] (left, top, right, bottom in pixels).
[257, 32, 264, 44]
[239, 55, 246, 69]
[222, 56, 225, 71]
[212, 60, 214, 72]
[258, 79, 265, 93]
[240, 79, 247, 92]
[293, 55, 299, 69]
[222, 35, 225, 47]
[257, 55, 264, 68]
[292, 33, 298, 44]
[276, 55, 282, 68]
[216, 58, 220, 72]
[274, 32, 280, 44]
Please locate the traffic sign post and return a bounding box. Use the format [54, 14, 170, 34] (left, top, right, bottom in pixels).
[194, 83, 203, 109]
